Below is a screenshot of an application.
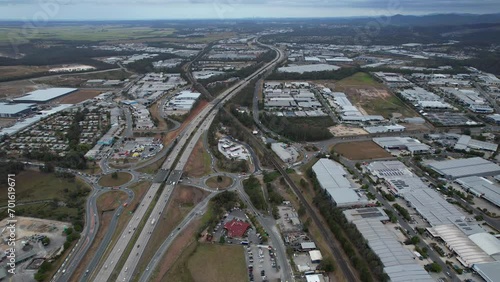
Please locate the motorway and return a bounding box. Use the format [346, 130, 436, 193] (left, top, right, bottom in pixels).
[83, 39, 285, 282]
[118, 42, 285, 281]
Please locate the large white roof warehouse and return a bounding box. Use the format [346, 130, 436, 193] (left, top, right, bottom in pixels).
[312, 159, 367, 207]
[455, 176, 500, 208]
[14, 88, 78, 103]
[352, 219, 433, 282]
[428, 157, 500, 179]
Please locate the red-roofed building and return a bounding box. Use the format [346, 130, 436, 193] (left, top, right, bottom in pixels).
[224, 219, 251, 238]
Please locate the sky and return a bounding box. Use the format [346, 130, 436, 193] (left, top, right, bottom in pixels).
[0, 0, 499, 20]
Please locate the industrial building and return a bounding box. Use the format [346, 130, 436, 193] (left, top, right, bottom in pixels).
[427, 224, 495, 267]
[329, 92, 385, 123]
[454, 135, 498, 152]
[455, 176, 500, 208]
[373, 72, 412, 87]
[351, 218, 433, 281]
[473, 261, 500, 282]
[367, 161, 467, 226]
[428, 157, 500, 179]
[0, 102, 34, 117]
[343, 207, 390, 223]
[271, 143, 299, 163]
[403, 188, 465, 226]
[364, 124, 405, 134]
[13, 88, 78, 103]
[372, 137, 431, 154]
[312, 159, 367, 207]
[277, 64, 340, 74]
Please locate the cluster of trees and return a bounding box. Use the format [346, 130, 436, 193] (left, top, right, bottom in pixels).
[202, 191, 242, 234]
[392, 203, 411, 221]
[206, 112, 250, 173]
[260, 114, 333, 141]
[0, 161, 24, 177]
[306, 169, 387, 281]
[267, 66, 360, 81]
[313, 191, 388, 282]
[243, 175, 268, 211]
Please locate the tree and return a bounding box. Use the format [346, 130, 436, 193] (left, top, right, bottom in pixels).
[219, 236, 225, 244]
[111, 172, 118, 179]
[410, 236, 420, 245]
[41, 237, 50, 246]
[428, 262, 442, 273]
[217, 175, 223, 183]
[318, 256, 335, 272]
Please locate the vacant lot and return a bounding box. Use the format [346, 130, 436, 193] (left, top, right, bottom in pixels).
[55, 89, 103, 104]
[0, 170, 90, 221]
[333, 141, 392, 160]
[205, 175, 233, 190]
[98, 172, 132, 187]
[187, 244, 247, 282]
[0, 65, 51, 80]
[0, 26, 176, 44]
[333, 72, 417, 118]
[185, 138, 212, 177]
[134, 185, 209, 276]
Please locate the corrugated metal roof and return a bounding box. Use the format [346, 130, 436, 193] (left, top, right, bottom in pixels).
[352, 219, 433, 281]
[402, 188, 464, 226]
[469, 233, 500, 256]
[429, 224, 494, 267]
[456, 176, 500, 208]
[0, 103, 34, 114]
[428, 157, 500, 179]
[14, 88, 77, 102]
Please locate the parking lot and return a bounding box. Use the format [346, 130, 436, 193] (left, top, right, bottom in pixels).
[245, 244, 281, 282]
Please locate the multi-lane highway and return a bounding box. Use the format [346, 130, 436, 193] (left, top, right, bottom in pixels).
[117, 42, 284, 281]
[88, 40, 285, 282]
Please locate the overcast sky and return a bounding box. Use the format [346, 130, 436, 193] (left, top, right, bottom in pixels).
[0, 0, 499, 20]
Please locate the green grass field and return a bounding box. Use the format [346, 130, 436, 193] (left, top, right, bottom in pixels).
[0, 170, 90, 221]
[0, 25, 175, 44]
[187, 244, 247, 282]
[336, 72, 381, 87]
[98, 172, 132, 187]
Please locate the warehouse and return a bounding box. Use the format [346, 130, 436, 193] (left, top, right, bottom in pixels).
[373, 137, 431, 154]
[13, 88, 78, 103]
[455, 176, 500, 208]
[428, 157, 500, 179]
[343, 207, 390, 223]
[468, 233, 500, 260]
[454, 135, 498, 152]
[473, 261, 500, 282]
[0, 103, 34, 117]
[427, 224, 494, 267]
[364, 124, 405, 134]
[312, 158, 367, 207]
[402, 188, 465, 226]
[271, 143, 299, 163]
[352, 218, 433, 281]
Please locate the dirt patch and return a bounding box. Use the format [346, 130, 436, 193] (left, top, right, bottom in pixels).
[54, 89, 103, 104]
[96, 191, 128, 211]
[185, 138, 212, 178]
[328, 125, 368, 136]
[135, 185, 209, 276]
[333, 141, 392, 160]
